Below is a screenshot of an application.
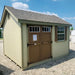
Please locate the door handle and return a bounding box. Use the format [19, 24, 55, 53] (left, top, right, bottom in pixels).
[34, 43, 37, 45]
[27, 43, 34, 46]
[38, 43, 40, 45]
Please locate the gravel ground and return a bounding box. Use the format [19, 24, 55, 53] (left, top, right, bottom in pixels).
[0, 40, 75, 75]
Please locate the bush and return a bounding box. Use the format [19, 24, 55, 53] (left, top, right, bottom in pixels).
[70, 27, 73, 30]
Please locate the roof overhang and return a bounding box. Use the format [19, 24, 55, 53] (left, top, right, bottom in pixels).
[0, 6, 7, 27]
[19, 19, 72, 26]
[1, 6, 18, 28]
[1, 6, 72, 27]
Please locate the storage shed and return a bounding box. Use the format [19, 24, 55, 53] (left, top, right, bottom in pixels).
[70, 30, 75, 43]
[1, 6, 72, 69]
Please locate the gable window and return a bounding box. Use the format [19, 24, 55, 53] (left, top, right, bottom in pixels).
[42, 26, 51, 32]
[29, 26, 40, 32]
[55, 26, 67, 41]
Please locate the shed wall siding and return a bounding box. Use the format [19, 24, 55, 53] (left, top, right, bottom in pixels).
[3, 14, 22, 67]
[52, 26, 69, 58]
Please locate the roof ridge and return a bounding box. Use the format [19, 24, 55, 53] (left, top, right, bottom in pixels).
[4, 6, 72, 25]
[5, 6, 55, 17]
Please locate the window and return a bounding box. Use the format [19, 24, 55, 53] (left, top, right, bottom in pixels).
[42, 26, 51, 32]
[29, 26, 40, 32]
[57, 26, 65, 41]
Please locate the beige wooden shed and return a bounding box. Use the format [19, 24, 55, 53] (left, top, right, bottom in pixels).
[1, 6, 72, 69]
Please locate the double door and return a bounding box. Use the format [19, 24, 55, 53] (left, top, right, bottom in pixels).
[28, 26, 52, 64]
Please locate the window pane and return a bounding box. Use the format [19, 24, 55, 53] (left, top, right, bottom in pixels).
[30, 27, 32, 32]
[57, 27, 65, 33]
[42, 26, 51, 32]
[58, 31, 64, 33]
[47, 27, 48, 31]
[48, 27, 50, 32]
[35, 27, 37, 31]
[58, 34, 64, 40]
[29, 26, 40, 32]
[45, 27, 46, 31]
[57, 26, 65, 41]
[38, 27, 39, 31]
[33, 27, 34, 32]
[42, 27, 44, 31]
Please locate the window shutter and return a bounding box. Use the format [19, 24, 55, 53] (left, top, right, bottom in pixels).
[65, 26, 67, 40]
[55, 26, 58, 41]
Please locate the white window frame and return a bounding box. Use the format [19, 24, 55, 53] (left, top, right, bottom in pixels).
[42, 26, 51, 32]
[29, 26, 40, 32]
[57, 26, 65, 41]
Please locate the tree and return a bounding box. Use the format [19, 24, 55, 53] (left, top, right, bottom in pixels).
[0, 28, 3, 38]
[0, 29, 1, 38]
[70, 26, 73, 30]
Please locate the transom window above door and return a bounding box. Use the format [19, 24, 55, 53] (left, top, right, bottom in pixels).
[29, 26, 40, 32]
[42, 26, 51, 32]
[29, 26, 51, 32]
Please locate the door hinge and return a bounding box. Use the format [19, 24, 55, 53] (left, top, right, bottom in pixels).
[27, 44, 29, 47]
[27, 43, 34, 47]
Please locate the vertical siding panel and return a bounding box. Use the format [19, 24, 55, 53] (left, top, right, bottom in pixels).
[55, 26, 57, 41]
[65, 26, 67, 40]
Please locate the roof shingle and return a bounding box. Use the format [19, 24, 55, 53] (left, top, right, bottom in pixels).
[5, 6, 71, 25]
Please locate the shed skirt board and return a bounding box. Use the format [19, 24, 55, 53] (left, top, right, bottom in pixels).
[28, 26, 52, 64]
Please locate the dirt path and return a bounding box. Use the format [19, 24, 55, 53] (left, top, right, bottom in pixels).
[0, 41, 75, 75]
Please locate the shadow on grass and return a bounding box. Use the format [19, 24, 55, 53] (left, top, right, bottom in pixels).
[26, 49, 75, 70]
[0, 64, 14, 75]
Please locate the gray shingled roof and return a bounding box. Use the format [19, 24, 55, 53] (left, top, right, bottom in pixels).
[5, 6, 71, 25]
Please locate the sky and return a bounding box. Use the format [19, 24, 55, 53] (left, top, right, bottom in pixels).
[0, 0, 75, 28]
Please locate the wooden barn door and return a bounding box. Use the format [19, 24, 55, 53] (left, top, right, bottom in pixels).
[28, 26, 52, 64]
[40, 26, 52, 60]
[28, 26, 40, 64]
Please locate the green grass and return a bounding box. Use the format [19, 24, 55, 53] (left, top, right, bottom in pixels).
[0, 38, 3, 40]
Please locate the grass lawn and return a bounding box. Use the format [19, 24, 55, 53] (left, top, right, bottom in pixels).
[0, 38, 3, 40]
